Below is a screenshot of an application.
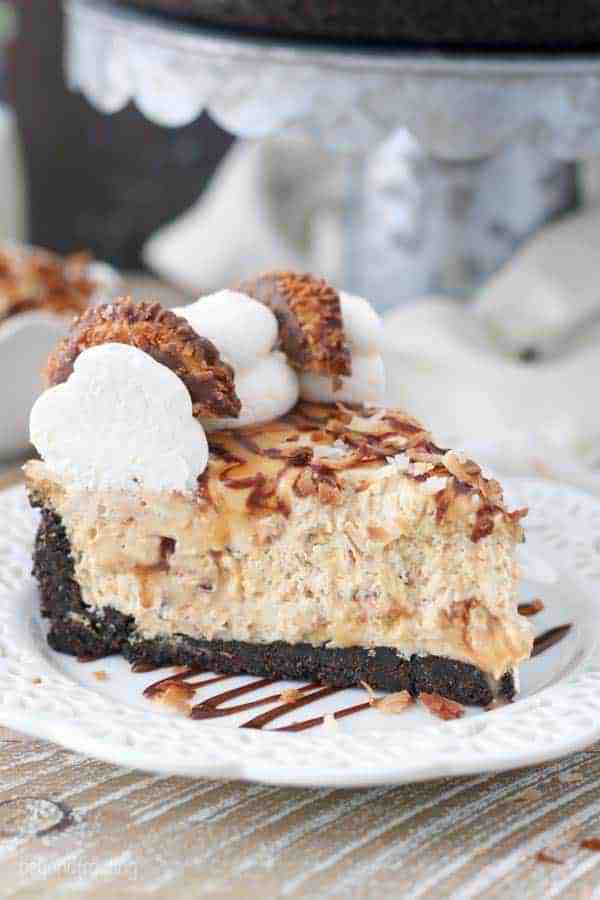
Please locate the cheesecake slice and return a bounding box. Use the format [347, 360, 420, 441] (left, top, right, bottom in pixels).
[26, 401, 530, 707]
[26, 283, 532, 708]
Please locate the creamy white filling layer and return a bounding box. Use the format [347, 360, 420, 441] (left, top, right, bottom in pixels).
[27, 459, 532, 680]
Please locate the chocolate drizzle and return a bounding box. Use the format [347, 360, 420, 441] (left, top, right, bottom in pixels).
[138, 619, 573, 731]
[242, 686, 340, 730]
[274, 699, 372, 733]
[140, 666, 367, 731]
[532, 624, 572, 657]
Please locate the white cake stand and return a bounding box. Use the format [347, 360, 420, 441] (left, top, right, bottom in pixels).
[64, 0, 600, 306]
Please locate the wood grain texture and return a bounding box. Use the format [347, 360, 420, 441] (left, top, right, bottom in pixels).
[0, 724, 599, 898]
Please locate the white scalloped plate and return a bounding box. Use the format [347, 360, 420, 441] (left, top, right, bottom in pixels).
[0, 478, 599, 787]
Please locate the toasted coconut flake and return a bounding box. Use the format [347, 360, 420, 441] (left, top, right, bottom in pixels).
[372, 691, 413, 714]
[420, 692, 464, 721]
[443, 451, 482, 485]
[509, 506, 529, 524]
[361, 682, 413, 714]
[518, 598, 545, 617]
[484, 479, 505, 506]
[151, 682, 193, 716]
[280, 688, 303, 703]
[93, 670, 108, 682]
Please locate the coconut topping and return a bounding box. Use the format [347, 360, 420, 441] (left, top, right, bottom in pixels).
[45, 298, 240, 420]
[206, 401, 527, 542]
[238, 271, 352, 377]
[299, 291, 386, 405]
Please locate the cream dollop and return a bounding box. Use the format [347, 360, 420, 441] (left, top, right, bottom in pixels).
[208, 353, 299, 430]
[175, 290, 299, 427]
[299, 291, 386, 404]
[30, 343, 208, 494]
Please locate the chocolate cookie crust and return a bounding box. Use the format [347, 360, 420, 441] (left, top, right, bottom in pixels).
[32, 505, 515, 707]
[45, 299, 241, 420]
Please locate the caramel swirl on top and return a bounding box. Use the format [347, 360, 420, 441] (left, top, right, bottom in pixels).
[45, 298, 241, 420]
[238, 272, 351, 378]
[205, 402, 527, 542]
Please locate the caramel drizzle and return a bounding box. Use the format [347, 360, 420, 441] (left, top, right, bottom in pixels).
[204, 402, 523, 542]
[206, 405, 418, 516]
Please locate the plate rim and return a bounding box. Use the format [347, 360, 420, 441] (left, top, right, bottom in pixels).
[1, 477, 600, 787]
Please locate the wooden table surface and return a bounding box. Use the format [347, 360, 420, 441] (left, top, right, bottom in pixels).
[1, 463, 600, 899]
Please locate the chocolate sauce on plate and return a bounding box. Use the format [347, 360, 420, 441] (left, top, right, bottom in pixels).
[532, 624, 572, 658]
[137, 620, 573, 731]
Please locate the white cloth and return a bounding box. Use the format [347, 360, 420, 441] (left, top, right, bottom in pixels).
[143, 137, 344, 295]
[383, 296, 600, 460]
[475, 205, 600, 357]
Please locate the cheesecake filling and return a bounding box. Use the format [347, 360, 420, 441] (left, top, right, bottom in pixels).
[26, 444, 531, 682]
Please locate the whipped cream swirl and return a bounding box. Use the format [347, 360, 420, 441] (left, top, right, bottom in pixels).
[30, 343, 209, 494]
[30, 283, 387, 496]
[175, 290, 299, 428]
[300, 291, 386, 405]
